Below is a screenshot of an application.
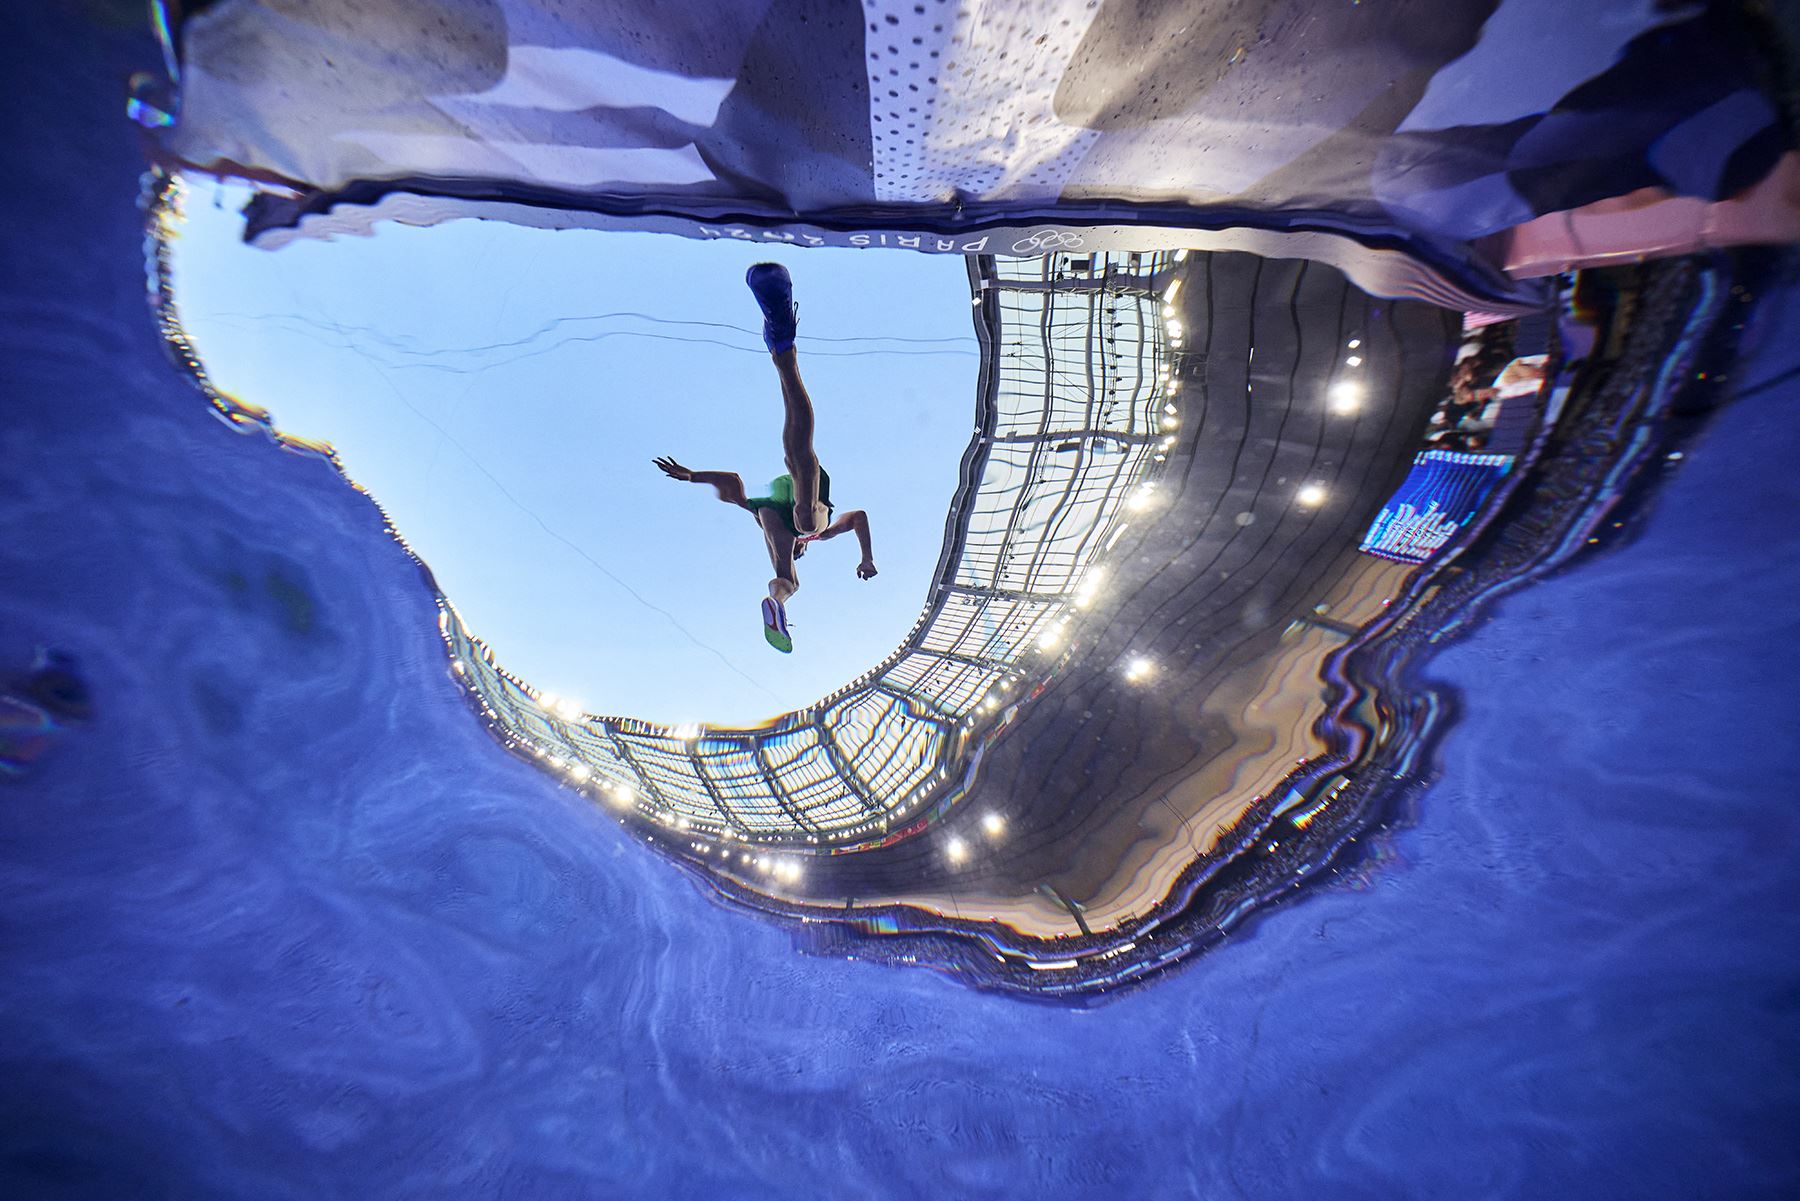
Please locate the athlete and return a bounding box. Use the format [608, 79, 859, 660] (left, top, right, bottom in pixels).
[654, 262, 877, 653]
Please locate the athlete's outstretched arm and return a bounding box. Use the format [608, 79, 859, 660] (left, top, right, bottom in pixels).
[653, 457, 748, 507]
[810, 509, 878, 579]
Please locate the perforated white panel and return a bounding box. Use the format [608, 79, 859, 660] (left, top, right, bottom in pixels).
[860, 0, 1103, 203]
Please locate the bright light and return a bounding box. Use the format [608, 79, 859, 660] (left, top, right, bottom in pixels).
[1328, 380, 1363, 414]
[1160, 414, 1179, 431]
[1038, 627, 1063, 652]
[610, 784, 634, 806]
[538, 692, 584, 721]
[1296, 483, 1327, 507]
[1345, 354, 1363, 367]
[1073, 569, 1104, 609]
[671, 722, 701, 742]
[1162, 278, 1183, 303]
[1347, 337, 1362, 349]
[1124, 655, 1155, 682]
[1127, 485, 1156, 512]
[568, 763, 591, 782]
[981, 813, 1005, 837]
[1174, 249, 1189, 262]
[946, 837, 969, 863]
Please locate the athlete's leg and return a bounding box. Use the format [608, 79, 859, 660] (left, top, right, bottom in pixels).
[747, 262, 828, 536]
[757, 507, 799, 601]
[771, 347, 828, 535]
[755, 507, 799, 652]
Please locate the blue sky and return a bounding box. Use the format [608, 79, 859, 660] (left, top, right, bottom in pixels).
[170, 178, 977, 727]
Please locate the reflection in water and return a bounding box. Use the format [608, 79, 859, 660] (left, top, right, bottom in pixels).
[0, 650, 91, 776]
[445, 252, 1177, 842]
[130, 0, 1800, 1001]
[164, 175, 980, 726]
[160, 218, 1177, 846]
[156, 182, 1755, 993]
[9, 5, 1800, 1195]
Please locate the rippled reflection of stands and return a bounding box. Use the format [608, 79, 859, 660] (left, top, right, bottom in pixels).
[442, 252, 1178, 846]
[781, 252, 1458, 919]
[1428, 311, 1555, 456]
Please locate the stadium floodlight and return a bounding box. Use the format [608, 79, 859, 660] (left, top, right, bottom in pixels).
[1328, 380, 1362, 414]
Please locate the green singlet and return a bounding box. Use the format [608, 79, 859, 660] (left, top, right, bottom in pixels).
[745, 467, 833, 536]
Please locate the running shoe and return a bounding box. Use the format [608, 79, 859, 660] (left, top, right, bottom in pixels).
[761, 596, 793, 653]
[746, 262, 798, 354]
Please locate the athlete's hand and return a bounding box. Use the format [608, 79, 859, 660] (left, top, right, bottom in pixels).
[653, 456, 692, 482]
[857, 560, 878, 581]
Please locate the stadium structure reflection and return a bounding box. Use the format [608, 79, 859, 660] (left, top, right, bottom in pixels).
[155, 179, 1758, 994]
[700, 253, 1748, 997]
[431, 251, 1182, 849]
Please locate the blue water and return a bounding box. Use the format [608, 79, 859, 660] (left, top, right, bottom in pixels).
[5, 12, 1800, 1200]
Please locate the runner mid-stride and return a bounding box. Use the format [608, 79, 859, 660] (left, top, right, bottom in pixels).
[654, 263, 877, 653]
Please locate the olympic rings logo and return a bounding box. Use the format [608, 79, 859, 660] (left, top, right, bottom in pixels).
[1010, 229, 1086, 253]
